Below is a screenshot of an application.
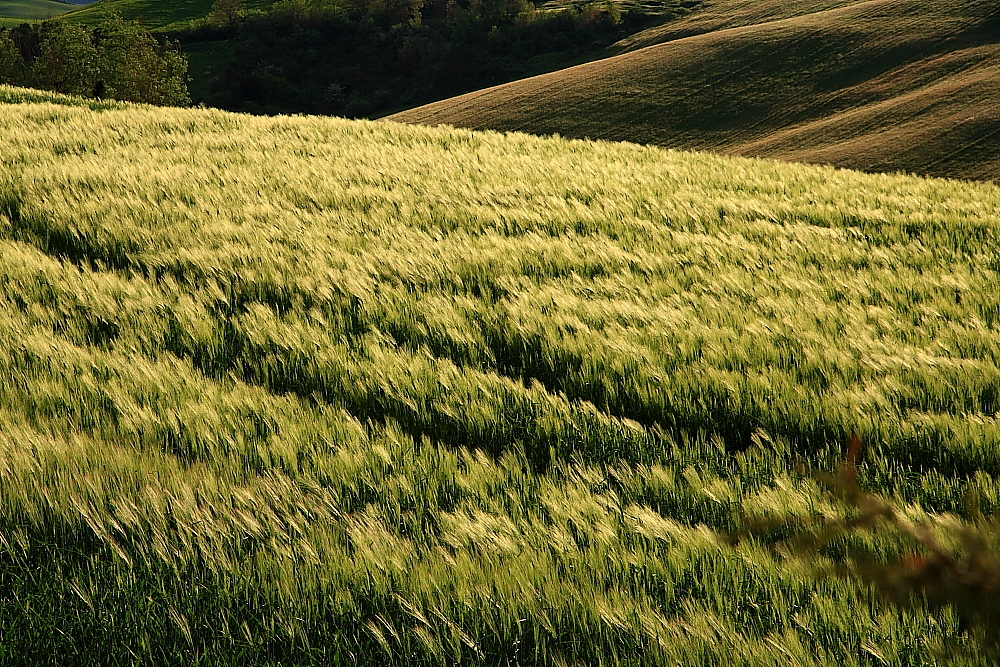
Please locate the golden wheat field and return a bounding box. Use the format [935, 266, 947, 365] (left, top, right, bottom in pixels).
[1, 85, 999, 664]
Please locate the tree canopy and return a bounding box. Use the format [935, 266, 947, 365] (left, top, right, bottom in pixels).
[0, 13, 190, 107]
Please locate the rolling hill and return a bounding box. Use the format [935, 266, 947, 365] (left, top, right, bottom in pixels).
[390, 0, 1000, 182]
[61, 0, 277, 29]
[2, 84, 1000, 663]
[0, 0, 78, 25]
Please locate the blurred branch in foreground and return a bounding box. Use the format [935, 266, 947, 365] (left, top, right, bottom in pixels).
[732, 434, 1000, 657]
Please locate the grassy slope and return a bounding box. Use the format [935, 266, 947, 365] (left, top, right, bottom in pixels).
[3, 85, 1000, 664]
[390, 0, 1000, 182]
[0, 0, 76, 22]
[63, 0, 692, 30]
[60, 0, 216, 26]
[63, 0, 283, 28]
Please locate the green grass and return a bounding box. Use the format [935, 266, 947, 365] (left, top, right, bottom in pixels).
[62, 0, 218, 27]
[0, 0, 76, 22]
[64, 0, 278, 29]
[2, 84, 1000, 664]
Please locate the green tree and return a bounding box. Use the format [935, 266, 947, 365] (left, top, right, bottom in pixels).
[35, 22, 97, 96]
[96, 13, 191, 106]
[469, 0, 527, 26]
[211, 0, 246, 28]
[344, 0, 423, 26]
[0, 30, 21, 86]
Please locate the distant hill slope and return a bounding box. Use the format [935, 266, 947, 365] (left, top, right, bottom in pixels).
[390, 0, 1000, 182]
[64, 0, 276, 29]
[607, 0, 866, 52]
[0, 0, 77, 24]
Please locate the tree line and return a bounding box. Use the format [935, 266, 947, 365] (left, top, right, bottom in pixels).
[185, 0, 692, 116]
[0, 0, 696, 114]
[0, 13, 190, 107]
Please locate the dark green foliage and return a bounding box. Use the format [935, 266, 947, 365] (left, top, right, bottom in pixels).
[190, 0, 696, 115]
[0, 13, 190, 105]
[210, 0, 246, 27]
[94, 13, 190, 105]
[0, 28, 19, 81]
[35, 20, 95, 94]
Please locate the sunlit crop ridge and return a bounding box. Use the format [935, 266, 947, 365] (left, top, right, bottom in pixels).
[1, 85, 999, 664]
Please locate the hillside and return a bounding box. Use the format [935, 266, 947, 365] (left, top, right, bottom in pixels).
[3, 85, 1000, 663]
[390, 0, 1000, 182]
[63, 0, 276, 29]
[606, 0, 868, 53]
[0, 0, 77, 25]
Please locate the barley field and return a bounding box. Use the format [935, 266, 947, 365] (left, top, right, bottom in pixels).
[1, 85, 999, 665]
